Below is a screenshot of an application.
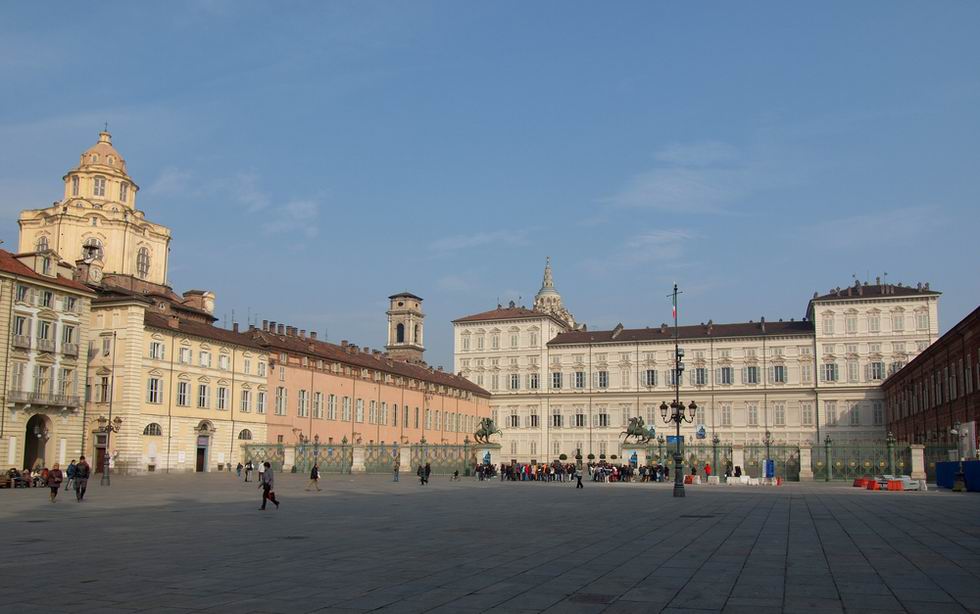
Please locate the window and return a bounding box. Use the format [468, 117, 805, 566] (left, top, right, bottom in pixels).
[275, 387, 287, 415]
[41, 291, 52, 308]
[552, 372, 562, 389]
[529, 414, 539, 428]
[869, 362, 885, 381]
[825, 401, 837, 425]
[747, 402, 758, 426]
[243, 358, 251, 375]
[596, 371, 609, 388]
[16, 285, 28, 302]
[822, 363, 839, 382]
[136, 247, 150, 279]
[82, 238, 104, 260]
[694, 368, 707, 386]
[872, 401, 884, 426]
[14, 315, 29, 337]
[744, 366, 759, 385]
[147, 377, 162, 404]
[771, 365, 786, 384]
[198, 384, 210, 409]
[368, 400, 376, 424]
[341, 397, 352, 421]
[313, 392, 323, 419]
[240, 388, 251, 411]
[847, 361, 859, 383]
[177, 381, 189, 406]
[461, 336, 470, 351]
[868, 314, 880, 333]
[801, 363, 812, 383]
[477, 336, 484, 350]
[552, 411, 563, 428]
[200, 351, 211, 368]
[509, 413, 519, 428]
[721, 402, 732, 426]
[93, 176, 106, 197]
[218, 355, 230, 370]
[801, 402, 814, 426]
[215, 387, 228, 410]
[575, 412, 586, 428]
[719, 367, 733, 385]
[644, 369, 657, 387]
[102, 337, 111, 356]
[528, 373, 539, 390]
[491, 335, 499, 349]
[823, 316, 834, 335]
[257, 391, 266, 414]
[530, 332, 538, 346]
[34, 366, 50, 394]
[668, 368, 678, 387]
[64, 296, 77, 312]
[511, 334, 518, 348]
[849, 402, 860, 426]
[575, 371, 585, 389]
[258, 362, 267, 377]
[150, 341, 165, 360]
[892, 313, 904, 332]
[71, 176, 79, 196]
[120, 182, 129, 202]
[296, 388, 307, 418]
[62, 325, 76, 345]
[238, 429, 253, 441]
[509, 374, 520, 390]
[773, 402, 786, 426]
[355, 399, 364, 422]
[916, 312, 929, 330]
[143, 423, 163, 436]
[845, 314, 857, 334]
[598, 413, 609, 427]
[96, 376, 110, 402]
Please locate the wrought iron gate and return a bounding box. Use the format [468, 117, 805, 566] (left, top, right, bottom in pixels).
[409, 442, 472, 475]
[241, 444, 285, 472]
[294, 442, 352, 474]
[744, 444, 800, 481]
[363, 443, 400, 474]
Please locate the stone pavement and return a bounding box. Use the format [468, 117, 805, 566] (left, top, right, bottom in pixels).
[1, 474, 979, 614]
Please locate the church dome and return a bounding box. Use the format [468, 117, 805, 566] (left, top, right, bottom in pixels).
[78, 131, 128, 174]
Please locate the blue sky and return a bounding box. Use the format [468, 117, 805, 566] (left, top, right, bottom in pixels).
[1, 2, 978, 369]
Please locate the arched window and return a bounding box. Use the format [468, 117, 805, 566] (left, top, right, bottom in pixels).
[93, 176, 106, 197]
[35, 236, 49, 252]
[396, 323, 405, 343]
[414, 324, 420, 343]
[136, 247, 150, 279]
[238, 429, 253, 440]
[143, 423, 163, 436]
[82, 238, 104, 260]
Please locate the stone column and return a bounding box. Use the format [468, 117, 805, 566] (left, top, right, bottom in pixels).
[910, 444, 926, 480]
[351, 444, 366, 473]
[732, 444, 745, 474]
[283, 446, 295, 472]
[798, 445, 814, 480]
[399, 446, 413, 473]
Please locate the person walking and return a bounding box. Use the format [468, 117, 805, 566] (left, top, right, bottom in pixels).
[244, 460, 253, 482]
[306, 463, 321, 491]
[417, 465, 425, 485]
[704, 462, 712, 482]
[393, 460, 400, 482]
[74, 456, 90, 502]
[424, 462, 431, 485]
[47, 463, 64, 502]
[259, 462, 279, 510]
[236, 462, 243, 479]
[64, 460, 76, 492]
[575, 467, 584, 489]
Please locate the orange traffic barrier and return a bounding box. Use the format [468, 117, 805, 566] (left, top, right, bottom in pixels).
[853, 478, 867, 488]
[866, 480, 880, 491]
[887, 480, 903, 491]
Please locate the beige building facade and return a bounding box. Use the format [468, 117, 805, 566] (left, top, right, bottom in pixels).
[0, 249, 94, 471]
[454, 262, 941, 463]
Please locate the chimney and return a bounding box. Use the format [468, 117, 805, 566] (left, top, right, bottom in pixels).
[262, 319, 269, 331]
[924, 282, 930, 290]
[310, 331, 317, 340]
[248, 324, 255, 331]
[917, 282, 922, 291]
[707, 319, 713, 335]
[760, 316, 766, 333]
[611, 323, 624, 339]
[437, 366, 443, 372]
[277, 324, 285, 335]
[858, 285, 864, 296]
[660, 323, 668, 334]
[341, 340, 348, 348]
[232, 322, 239, 333]
[299, 329, 306, 338]
[364, 346, 370, 354]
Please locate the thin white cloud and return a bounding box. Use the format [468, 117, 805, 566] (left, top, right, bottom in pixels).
[654, 141, 738, 166]
[582, 228, 697, 274]
[430, 229, 528, 251]
[262, 199, 319, 238]
[802, 206, 947, 250]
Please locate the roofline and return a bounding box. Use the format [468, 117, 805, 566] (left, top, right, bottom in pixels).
[452, 312, 569, 328]
[548, 331, 816, 347]
[389, 292, 423, 300]
[144, 321, 267, 352]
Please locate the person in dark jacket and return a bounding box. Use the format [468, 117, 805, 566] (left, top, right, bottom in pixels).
[417, 464, 425, 485]
[47, 463, 64, 502]
[424, 463, 431, 485]
[305, 463, 321, 491]
[259, 462, 279, 510]
[64, 460, 76, 491]
[74, 456, 90, 502]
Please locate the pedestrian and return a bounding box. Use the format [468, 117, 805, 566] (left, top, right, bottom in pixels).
[236, 462, 243, 479]
[452, 469, 459, 481]
[47, 463, 64, 502]
[74, 456, 90, 502]
[417, 464, 425, 485]
[306, 463, 321, 491]
[704, 462, 712, 481]
[575, 467, 584, 489]
[259, 461, 279, 510]
[64, 459, 76, 491]
[424, 462, 431, 485]
[393, 460, 400, 482]
[244, 460, 253, 482]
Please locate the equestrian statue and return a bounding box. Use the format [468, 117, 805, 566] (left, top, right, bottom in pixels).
[621, 416, 653, 445]
[473, 417, 502, 444]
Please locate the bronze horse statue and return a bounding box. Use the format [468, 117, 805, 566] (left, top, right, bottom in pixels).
[621, 416, 653, 445]
[474, 417, 502, 444]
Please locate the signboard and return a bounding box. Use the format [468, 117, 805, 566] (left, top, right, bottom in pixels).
[178, 451, 186, 464]
[483, 451, 491, 464]
[666, 435, 685, 445]
[695, 425, 707, 440]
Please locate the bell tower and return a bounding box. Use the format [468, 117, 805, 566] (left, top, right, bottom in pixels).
[386, 292, 425, 363]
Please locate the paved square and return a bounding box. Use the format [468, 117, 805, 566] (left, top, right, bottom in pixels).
[2, 474, 979, 613]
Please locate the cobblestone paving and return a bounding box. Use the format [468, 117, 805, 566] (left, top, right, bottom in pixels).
[1, 474, 978, 613]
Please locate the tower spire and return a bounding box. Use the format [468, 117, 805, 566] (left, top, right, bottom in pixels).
[539, 256, 555, 293]
[532, 256, 575, 328]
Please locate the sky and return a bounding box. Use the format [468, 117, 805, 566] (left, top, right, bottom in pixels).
[1, 2, 978, 369]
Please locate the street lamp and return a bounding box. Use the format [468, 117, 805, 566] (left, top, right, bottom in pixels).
[762, 430, 774, 481]
[661, 399, 697, 497]
[711, 433, 720, 480]
[97, 415, 122, 486]
[952, 422, 968, 492]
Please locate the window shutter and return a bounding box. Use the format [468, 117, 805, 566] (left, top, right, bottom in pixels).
[741, 367, 747, 383]
[864, 364, 870, 382]
[819, 365, 826, 382]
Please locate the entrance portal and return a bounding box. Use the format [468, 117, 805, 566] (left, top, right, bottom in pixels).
[196, 435, 209, 472]
[23, 414, 51, 470]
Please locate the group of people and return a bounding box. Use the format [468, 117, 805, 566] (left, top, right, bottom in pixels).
[497, 462, 580, 482]
[5, 457, 91, 502]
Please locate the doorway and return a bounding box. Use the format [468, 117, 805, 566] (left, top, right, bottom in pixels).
[94, 433, 107, 473]
[196, 435, 209, 472]
[23, 414, 51, 470]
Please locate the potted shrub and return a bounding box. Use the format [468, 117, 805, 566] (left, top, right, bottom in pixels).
[559, 454, 568, 461]
[587, 454, 596, 461]
[599, 454, 607, 460]
[610, 454, 618, 461]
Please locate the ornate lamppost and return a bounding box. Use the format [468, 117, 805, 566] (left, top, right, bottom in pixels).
[657, 435, 665, 464]
[711, 433, 720, 479]
[824, 435, 833, 482]
[885, 431, 896, 475]
[762, 430, 774, 479]
[658, 283, 697, 498]
[97, 415, 122, 486]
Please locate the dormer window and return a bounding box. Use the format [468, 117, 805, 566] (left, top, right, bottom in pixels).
[35, 236, 48, 252]
[41, 257, 51, 275]
[90, 154, 98, 163]
[120, 182, 128, 202]
[107, 155, 114, 165]
[93, 176, 106, 197]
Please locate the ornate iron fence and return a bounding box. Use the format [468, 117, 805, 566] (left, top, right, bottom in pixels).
[364, 443, 400, 474]
[294, 442, 352, 474]
[409, 442, 473, 475]
[811, 441, 909, 480]
[744, 444, 801, 481]
[241, 444, 285, 472]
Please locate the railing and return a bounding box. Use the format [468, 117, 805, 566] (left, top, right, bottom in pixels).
[37, 339, 56, 353]
[13, 335, 32, 349]
[8, 390, 81, 407]
[63, 343, 79, 356]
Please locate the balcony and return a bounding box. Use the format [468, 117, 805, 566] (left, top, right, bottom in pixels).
[37, 339, 56, 353]
[13, 335, 32, 350]
[9, 390, 81, 408]
[63, 343, 79, 357]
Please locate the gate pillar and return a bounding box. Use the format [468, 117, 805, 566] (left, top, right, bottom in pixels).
[351, 445, 366, 473]
[732, 444, 745, 475]
[910, 444, 926, 480]
[283, 446, 296, 472]
[798, 445, 814, 481]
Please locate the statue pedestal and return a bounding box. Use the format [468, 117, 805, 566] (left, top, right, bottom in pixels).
[475, 443, 502, 467]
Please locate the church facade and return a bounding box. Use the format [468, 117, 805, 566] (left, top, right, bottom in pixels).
[453, 260, 941, 463]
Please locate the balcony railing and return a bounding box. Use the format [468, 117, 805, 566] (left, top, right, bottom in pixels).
[37, 339, 56, 353]
[13, 335, 32, 349]
[8, 390, 81, 407]
[63, 343, 79, 357]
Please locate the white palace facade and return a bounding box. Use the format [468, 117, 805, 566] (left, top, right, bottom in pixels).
[453, 260, 941, 463]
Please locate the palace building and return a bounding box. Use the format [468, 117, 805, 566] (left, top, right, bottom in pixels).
[453, 259, 941, 463]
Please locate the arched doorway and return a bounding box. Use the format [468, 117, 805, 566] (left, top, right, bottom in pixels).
[24, 414, 52, 470]
[195, 420, 215, 472]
